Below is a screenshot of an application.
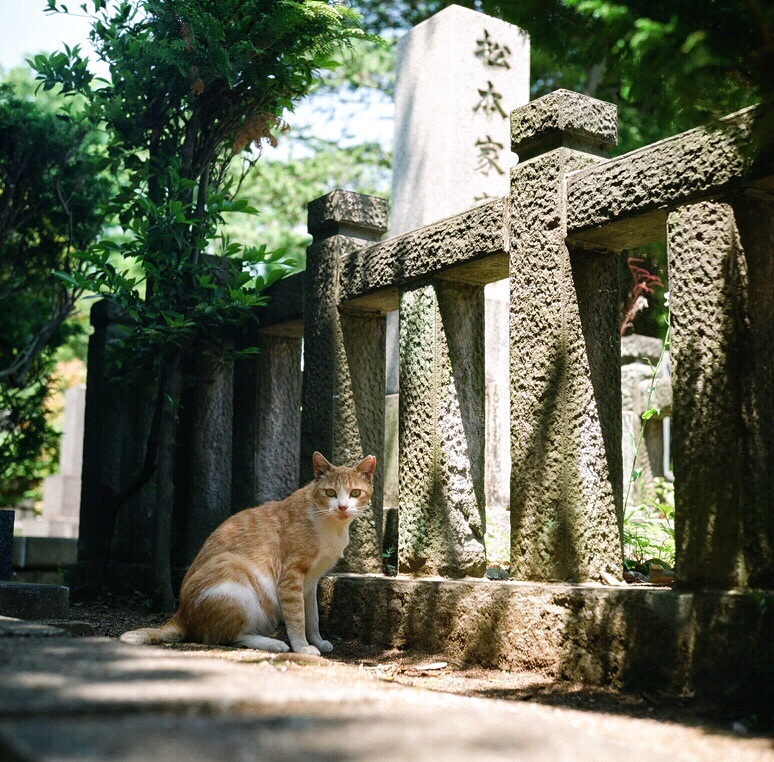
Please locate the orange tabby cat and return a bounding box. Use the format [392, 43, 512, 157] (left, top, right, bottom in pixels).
[120, 451, 376, 655]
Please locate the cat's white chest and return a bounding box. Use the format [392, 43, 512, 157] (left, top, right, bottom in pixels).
[308, 524, 349, 580]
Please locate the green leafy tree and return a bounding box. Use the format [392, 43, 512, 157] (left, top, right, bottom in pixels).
[34, 0, 368, 607]
[0, 79, 110, 507]
[222, 136, 390, 267]
[351, 0, 770, 154]
[218, 33, 393, 266]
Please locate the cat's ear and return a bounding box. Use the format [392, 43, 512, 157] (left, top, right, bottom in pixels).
[312, 451, 333, 479]
[355, 455, 377, 479]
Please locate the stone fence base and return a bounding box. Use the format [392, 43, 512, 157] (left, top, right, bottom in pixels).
[319, 574, 772, 701]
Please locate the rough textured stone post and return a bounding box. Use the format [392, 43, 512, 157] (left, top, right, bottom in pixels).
[398, 280, 487, 577]
[253, 335, 303, 505]
[301, 190, 389, 572]
[180, 353, 234, 565]
[231, 327, 302, 511]
[667, 195, 773, 589]
[509, 90, 623, 582]
[79, 301, 155, 588]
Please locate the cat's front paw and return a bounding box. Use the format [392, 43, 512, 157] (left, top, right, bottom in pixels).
[310, 638, 333, 653]
[296, 645, 321, 656]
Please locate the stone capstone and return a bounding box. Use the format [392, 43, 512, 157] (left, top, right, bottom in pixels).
[510, 89, 618, 161]
[308, 189, 388, 242]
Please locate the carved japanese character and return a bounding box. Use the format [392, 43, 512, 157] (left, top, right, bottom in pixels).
[475, 135, 505, 176]
[473, 81, 507, 120]
[475, 29, 511, 68]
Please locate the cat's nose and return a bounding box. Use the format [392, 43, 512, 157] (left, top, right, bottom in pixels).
[338, 504, 348, 512]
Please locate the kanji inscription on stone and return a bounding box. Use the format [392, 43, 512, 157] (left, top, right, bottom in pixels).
[475, 29, 512, 68]
[473, 81, 507, 120]
[475, 135, 505, 176]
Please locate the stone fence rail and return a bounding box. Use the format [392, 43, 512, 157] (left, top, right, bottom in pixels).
[79, 90, 772, 593]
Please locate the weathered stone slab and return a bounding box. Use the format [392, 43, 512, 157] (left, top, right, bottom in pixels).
[0, 581, 68, 619]
[319, 574, 774, 699]
[301, 191, 388, 572]
[12, 537, 77, 569]
[668, 195, 773, 588]
[389, 6, 530, 538]
[398, 281, 486, 577]
[566, 107, 757, 250]
[391, 5, 529, 235]
[509, 92, 622, 583]
[339, 198, 508, 309]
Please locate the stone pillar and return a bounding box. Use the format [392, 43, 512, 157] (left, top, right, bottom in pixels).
[667, 194, 773, 588]
[231, 324, 261, 513]
[79, 301, 155, 585]
[254, 335, 303, 505]
[301, 190, 389, 572]
[230, 327, 302, 511]
[508, 90, 623, 582]
[398, 280, 486, 577]
[180, 354, 234, 565]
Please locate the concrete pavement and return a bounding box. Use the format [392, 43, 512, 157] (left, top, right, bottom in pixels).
[0, 619, 770, 761]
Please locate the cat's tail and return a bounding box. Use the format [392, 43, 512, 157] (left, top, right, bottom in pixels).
[119, 613, 186, 645]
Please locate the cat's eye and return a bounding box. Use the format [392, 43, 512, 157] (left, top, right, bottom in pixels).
[325, 489, 336, 498]
[350, 489, 362, 497]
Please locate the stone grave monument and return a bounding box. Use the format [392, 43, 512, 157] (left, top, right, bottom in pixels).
[14, 384, 84, 540]
[385, 5, 530, 541]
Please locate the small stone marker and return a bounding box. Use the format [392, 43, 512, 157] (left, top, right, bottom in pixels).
[0, 510, 14, 580]
[39, 384, 85, 538]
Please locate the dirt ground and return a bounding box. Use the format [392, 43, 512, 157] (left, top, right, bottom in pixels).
[58, 592, 772, 744]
